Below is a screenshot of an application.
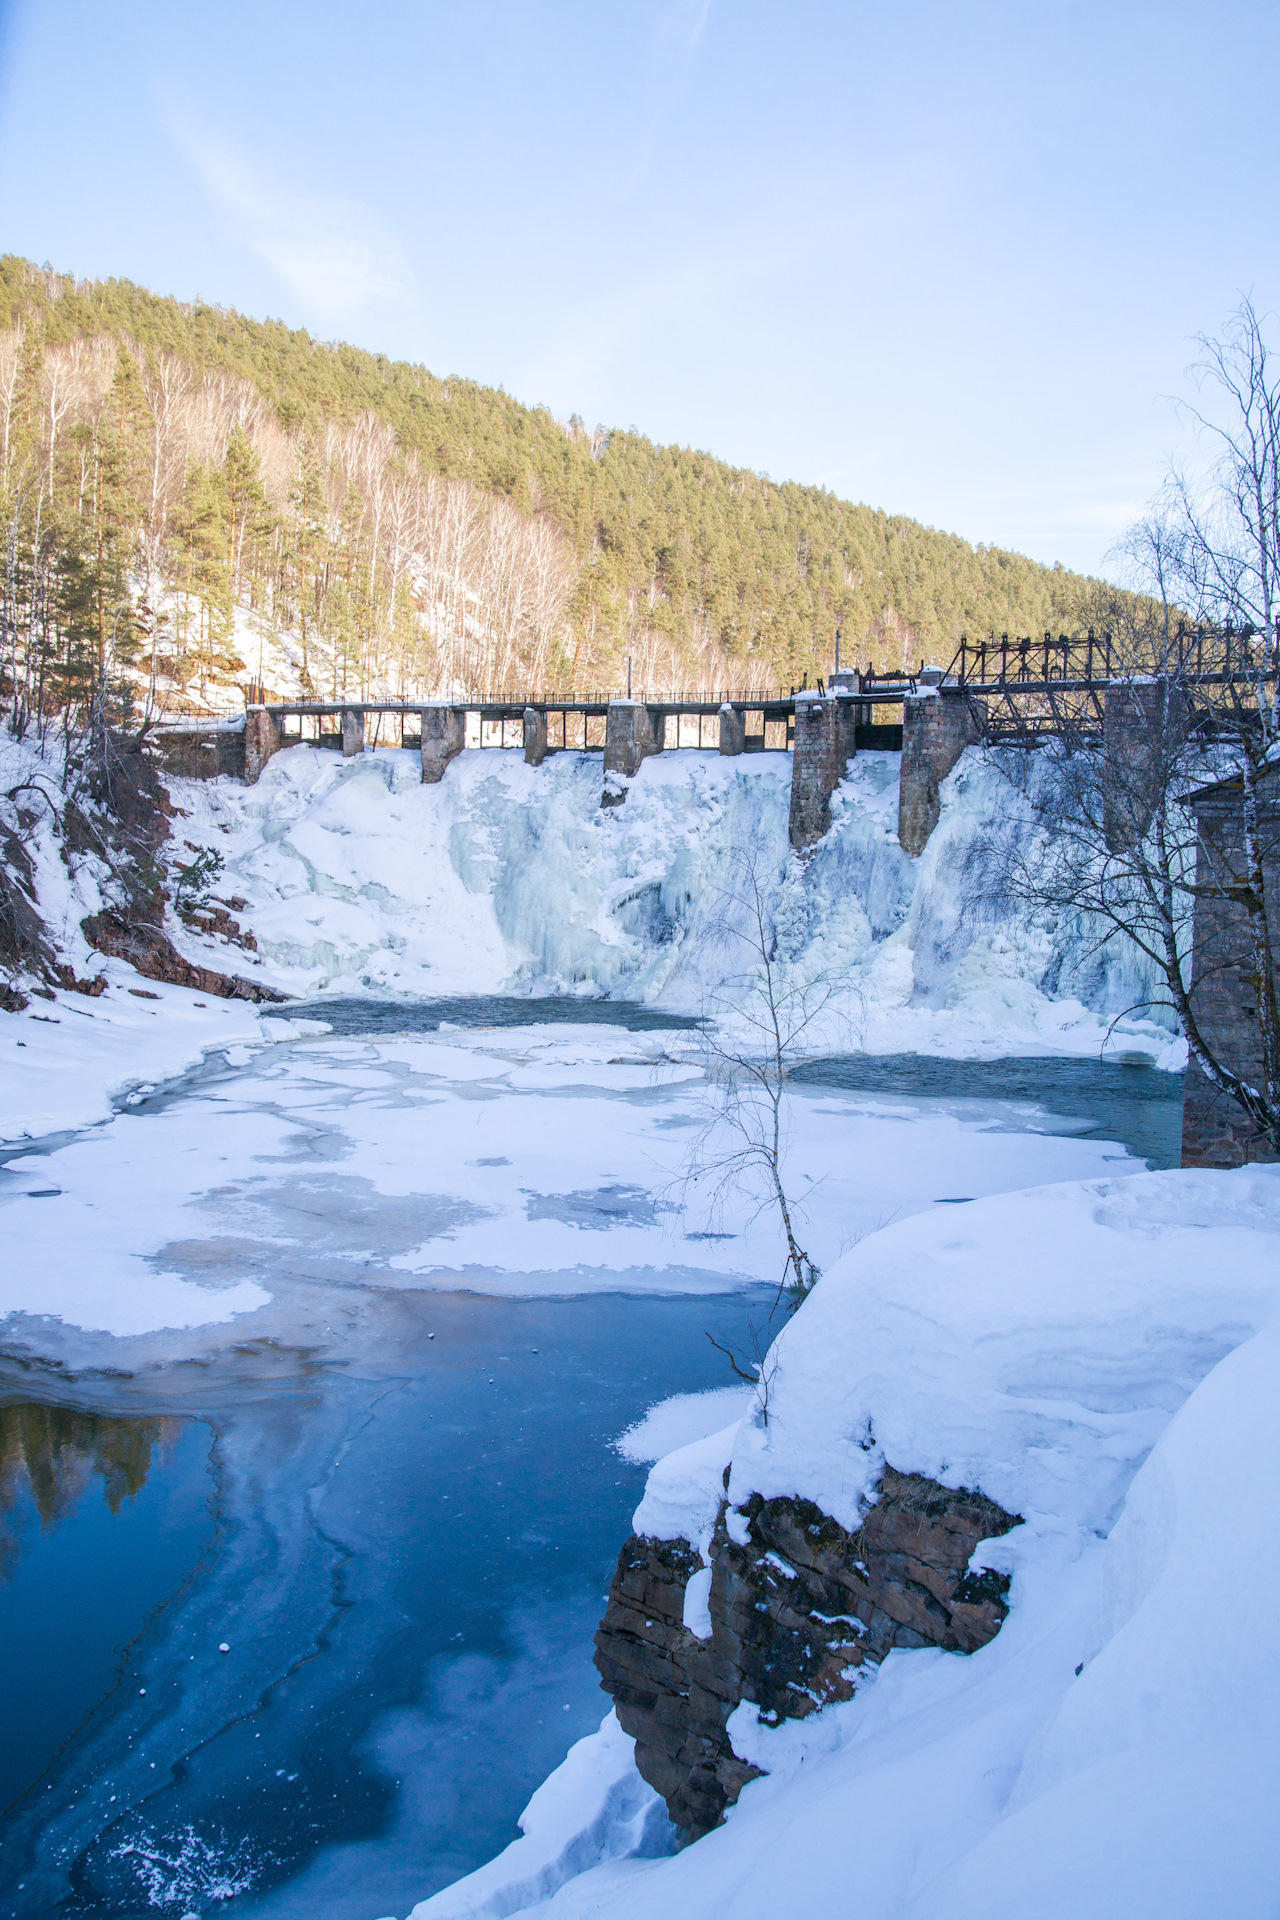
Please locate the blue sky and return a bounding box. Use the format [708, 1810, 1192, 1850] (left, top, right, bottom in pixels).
[1, 0, 1276, 577]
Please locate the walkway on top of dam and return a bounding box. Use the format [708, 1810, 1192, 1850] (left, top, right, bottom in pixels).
[156, 625, 1278, 856]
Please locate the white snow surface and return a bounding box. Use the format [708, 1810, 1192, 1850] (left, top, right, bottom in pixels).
[411, 1165, 1280, 1920]
[614, 1388, 755, 1464]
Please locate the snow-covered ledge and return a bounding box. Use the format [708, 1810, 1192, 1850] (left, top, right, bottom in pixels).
[404, 1165, 1280, 1920]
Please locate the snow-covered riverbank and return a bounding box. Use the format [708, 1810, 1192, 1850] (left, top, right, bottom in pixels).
[411, 1163, 1280, 1920]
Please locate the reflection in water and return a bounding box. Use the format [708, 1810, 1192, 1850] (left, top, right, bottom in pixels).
[0, 1294, 762, 1918]
[0, 1403, 180, 1580]
[0, 1400, 215, 1827]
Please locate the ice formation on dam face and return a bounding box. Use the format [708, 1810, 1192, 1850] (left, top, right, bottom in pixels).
[170, 742, 1182, 1063]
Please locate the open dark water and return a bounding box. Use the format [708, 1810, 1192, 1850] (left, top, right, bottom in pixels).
[287, 995, 704, 1037]
[0, 1292, 764, 1920]
[792, 1052, 1185, 1170]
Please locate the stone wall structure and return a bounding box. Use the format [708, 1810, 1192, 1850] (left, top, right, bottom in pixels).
[595, 1467, 1019, 1842]
[717, 703, 746, 756]
[602, 701, 664, 806]
[897, 690, 984, 857]
[788, 692, 860, 850]
[523, 706, 549, 766]
[149, 724, 246, 782]
[244, 708, 282, 785]
[341, 707, 366, 758]
[1102, 679, 1187, 853]
[421, 706, 467, 784]
[1181, 761, 1280, 1168]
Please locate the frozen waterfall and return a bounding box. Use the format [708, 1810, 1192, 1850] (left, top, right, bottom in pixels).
[169, 743, 1183, 1064]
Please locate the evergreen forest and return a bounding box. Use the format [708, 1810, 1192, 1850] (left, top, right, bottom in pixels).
[0, 255, 1138, 721]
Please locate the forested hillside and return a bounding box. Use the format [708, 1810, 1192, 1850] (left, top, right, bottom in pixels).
[0, 255, 1128, 718]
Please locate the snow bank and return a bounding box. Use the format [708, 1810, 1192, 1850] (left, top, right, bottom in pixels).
[722, 1164, 1280, 1537]
[614, 1387, 755, 1464]
[412, 1164, 1280, 1920]
[918, 1313, 1280, 1919]
[0, 729, 270, 1141]
[0, 981, 268, 1142]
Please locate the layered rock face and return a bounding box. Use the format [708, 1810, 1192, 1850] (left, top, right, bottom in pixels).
[595, 1467, 1019, 1841]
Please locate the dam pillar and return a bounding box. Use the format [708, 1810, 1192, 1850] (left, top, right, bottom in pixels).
[244, 707, 282, 785]
[1179, 763, 1280, 1168]
[341, 707, 365, 758]
[788, 693, 859, 851]
[524, 706, 549, 766]
[420, 706, 466, 784]
[829, 668, 865, 728]
[718, 703, 746, 756]
[898, 689, 984, 857]
[1103, 678, 1186, 853]
[602, 701, 663, 808]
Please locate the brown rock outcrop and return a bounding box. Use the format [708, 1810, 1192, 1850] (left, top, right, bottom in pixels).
[66, 729, 287, 1004]
[595, 1467, 1019, 1842]
[81, 910, 288, 1003]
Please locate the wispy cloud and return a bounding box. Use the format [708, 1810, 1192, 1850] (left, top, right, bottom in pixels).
[515, 192, 857, 419]
[654, 0, 713, 55]
[170, 121, 413, 323]
[624, 0, 714, 186]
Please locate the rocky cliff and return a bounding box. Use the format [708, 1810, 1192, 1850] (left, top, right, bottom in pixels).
[595, 1466, 1020, 1841]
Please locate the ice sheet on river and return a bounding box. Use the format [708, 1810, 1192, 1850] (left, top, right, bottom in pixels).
[1, 1023, 1144, 1344]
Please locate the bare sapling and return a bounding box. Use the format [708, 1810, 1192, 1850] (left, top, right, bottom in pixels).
[682, 847, 850, 1329]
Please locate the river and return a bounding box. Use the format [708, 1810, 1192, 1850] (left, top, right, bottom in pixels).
[0, 1000, 1183, 1918]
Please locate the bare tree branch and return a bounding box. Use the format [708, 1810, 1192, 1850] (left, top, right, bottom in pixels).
[679, 846, 857, 1315]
